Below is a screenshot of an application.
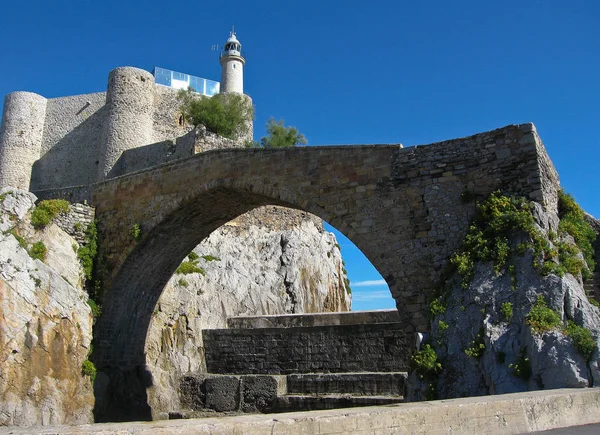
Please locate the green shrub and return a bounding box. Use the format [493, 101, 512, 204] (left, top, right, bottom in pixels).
[509, 348, 531, 380]
[31, 200, 70, 229]
[500, 302, 513, 321]
[201, 254, 220, 262]
[87, 299, 102, 318]
[589, 298, 600, 309]
[81, 359, 97, 382]
[187, 252, 199, 261]
[411, 344, 441, 379]
[565, 322, 596, 361]
[29, 241, 47, 261]
[526, 295, 561, 334]
[176, 261, 205, 275]
[77, 222, 98, 281]
[178, 278, 188, 287]
[260, 117, 307, 148]
[430, 297, 447, 316]
[557, 190, 596, 276]
[438, 320, 449, 331]
[449, 192, 540, 288]
[130, 223, 142, 241]
[178, 89, 254, 139]
[465, 330, 486, 358]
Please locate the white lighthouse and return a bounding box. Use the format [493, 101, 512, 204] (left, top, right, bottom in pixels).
[219, 28, 245, 94]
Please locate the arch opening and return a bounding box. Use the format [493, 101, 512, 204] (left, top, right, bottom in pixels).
[93, 185, 401, 421]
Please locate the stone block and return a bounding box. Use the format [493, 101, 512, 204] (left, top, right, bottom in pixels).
[204, 376, 240, 412]
[240, 375, 278, 412]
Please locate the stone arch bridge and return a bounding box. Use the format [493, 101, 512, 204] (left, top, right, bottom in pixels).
[91, 123, 558, 370]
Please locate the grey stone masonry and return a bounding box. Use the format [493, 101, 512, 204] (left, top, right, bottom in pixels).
[203, 323, 411, 374]
[90, 123, 560, 370]
[53, 203, 95, 245]
[227, 310, 401, 329]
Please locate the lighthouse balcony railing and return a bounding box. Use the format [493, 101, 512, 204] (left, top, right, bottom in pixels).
[220, 49, 246, 60]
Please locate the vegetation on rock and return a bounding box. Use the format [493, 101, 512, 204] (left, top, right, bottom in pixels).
[526, 295, 561, 334]
[81, 359, 96, 383]
[557, 190, 596, 279]
[28, 241, 47, 261]
[176, 253, 206, 275]
[130, 223, 142, 241]
[565, 321, 596, 361]
[31, 199, 70, 229]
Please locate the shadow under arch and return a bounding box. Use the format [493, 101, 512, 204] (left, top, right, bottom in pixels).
[92, 183, 398, 422]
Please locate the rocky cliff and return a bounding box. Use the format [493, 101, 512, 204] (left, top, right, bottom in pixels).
[145, 205, 350, 418]
[408, 192, 600, 401]
[0, 188, 94, 426]
[0, 188, 350, 425]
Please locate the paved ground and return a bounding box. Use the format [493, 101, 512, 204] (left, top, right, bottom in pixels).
[532, 424, 600, 434]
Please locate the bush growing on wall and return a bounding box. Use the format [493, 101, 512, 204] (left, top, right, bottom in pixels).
[178, 88, 254, 140]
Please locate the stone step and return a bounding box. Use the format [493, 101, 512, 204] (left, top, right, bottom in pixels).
[286, 372, 407, 397]
[270, 394, 404, 413]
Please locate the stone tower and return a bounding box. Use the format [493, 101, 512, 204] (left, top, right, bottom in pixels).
[219, 28, 245, 94]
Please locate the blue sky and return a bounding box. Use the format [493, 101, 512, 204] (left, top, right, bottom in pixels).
[1, 1, 598, 311]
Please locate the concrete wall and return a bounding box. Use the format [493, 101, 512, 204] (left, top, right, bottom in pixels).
[2, 388, 599, 434]
[203, 323, 411, 374]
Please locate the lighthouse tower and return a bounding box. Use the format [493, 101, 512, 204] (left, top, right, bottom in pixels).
[219, 28, 245, 94]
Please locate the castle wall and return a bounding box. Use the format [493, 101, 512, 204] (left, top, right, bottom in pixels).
[0, 92, 47, 190]
[30, 92, 107, 191]
[1, 66, 252, 194]
[98, 67, 155, 180]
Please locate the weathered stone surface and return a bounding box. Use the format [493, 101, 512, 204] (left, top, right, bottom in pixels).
[0, 190, 94, 426]
[144, 206, 350, 418]
[204, 376, 239, 412]
[407, 202, 600, 401]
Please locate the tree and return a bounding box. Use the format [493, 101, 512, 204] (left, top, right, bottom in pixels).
[260, 117, 307, 148]
[178, 88, 254, 140]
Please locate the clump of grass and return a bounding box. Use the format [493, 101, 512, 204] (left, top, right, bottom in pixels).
[81, 359, 97, 383]
[565, 321, 596, 361]
[411, 344, 441, 379]
[176, 259, 205, 275]
[29, 241, 47, 261]
[430, 297, 446, 316]
[500, 302, 513, 321]
[77, 222, 98, 281]
[509, 348, 531, 380]
[87, 298, 102, 318]
[557, 190, 596, 279]
[465, 329, 486, 359]
[526, 295, 561, 334]
[130, 223, 142, 241]
[201, 255, 220, 262]
[31, 200, 70, 229]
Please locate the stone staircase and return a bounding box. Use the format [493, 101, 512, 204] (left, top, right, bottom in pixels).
[175, 310, 411, 416]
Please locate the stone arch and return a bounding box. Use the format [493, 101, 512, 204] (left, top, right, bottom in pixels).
[94, 182, 397, 371]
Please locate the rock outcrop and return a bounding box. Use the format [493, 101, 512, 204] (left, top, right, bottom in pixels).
[145, 205, 351, 419]
[408, 195, 600, 401]
[0, 188, 94, 426]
